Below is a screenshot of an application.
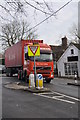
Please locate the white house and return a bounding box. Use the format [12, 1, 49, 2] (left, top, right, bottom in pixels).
[57, 43, 80, 78]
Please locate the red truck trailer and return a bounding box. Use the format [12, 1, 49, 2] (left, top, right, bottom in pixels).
[5, 40, 54, 83]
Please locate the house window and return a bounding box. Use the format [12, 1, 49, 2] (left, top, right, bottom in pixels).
[64, 63, 78, 75]
[71, 49, 74, 54]
[67, 56, 78, 62]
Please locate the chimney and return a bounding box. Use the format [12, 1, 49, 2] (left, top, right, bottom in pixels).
[62, 36, 67, 48]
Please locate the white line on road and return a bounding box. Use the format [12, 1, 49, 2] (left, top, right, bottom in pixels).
[33, 90, 80, 104]
[33, 93, 75, 104]
[52, 95, 64, 98]
[38, 92, 53, 95]
[52, 96, 75, 104]
[53, 91, 80, 102]
[37, 91, 80, 102]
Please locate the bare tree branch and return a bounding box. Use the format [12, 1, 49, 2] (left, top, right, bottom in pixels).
[0, 4, 16, 19]
[0, 19, 38, 51]
[24, 0, 52, 15]
[69, 23, 80, 44]
[0, 0, 57, 22]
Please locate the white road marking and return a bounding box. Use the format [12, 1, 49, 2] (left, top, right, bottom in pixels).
[33, 90, 80, 104]
[33, 93, 75, 104]
[53, 91, 80, 102]
[38, 92, 53, 95]
[52, 95, 64, 98]
[37, 92, 80, 102]
[52, 96, 75, 104]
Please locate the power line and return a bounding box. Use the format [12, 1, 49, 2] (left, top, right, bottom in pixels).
[2, 0, 73, 32]
[0, 4, 15, 19]
[7, 0, 53, 16]
[24, 0, 52, 15]
[27, 0, 73, 32]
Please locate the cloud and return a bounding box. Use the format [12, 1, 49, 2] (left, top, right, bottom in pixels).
[37, 1, 78, 45]
[0, 0, 78, 50]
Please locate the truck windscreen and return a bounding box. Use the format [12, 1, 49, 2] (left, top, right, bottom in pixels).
[29, 53, 53, 62]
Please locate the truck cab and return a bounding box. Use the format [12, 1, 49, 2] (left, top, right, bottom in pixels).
[23, 43, 54, 83]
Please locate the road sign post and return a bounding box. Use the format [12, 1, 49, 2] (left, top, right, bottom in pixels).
[34, 56, 36, 87]
[28, 44, 40, 88]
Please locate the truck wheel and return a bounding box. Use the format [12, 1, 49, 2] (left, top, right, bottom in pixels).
[6, 72, 12, 77]
[23, 70, 27, 81]
[18, 71, 21, 80]
[6, 73, 9, 77]
[6, 68, 13, 77]
[46, 79, 51, 83]
[9, 72, 13, 77]
[25, 72, 29, 83]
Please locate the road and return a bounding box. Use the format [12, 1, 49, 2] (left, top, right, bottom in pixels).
[0, 76, 2, 120]
[46, 78, 79, 98]
[1, 75, 80, 119]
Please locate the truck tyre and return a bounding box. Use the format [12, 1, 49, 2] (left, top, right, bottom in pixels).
[6, 73, 9, 77]
[18, 71, 21, 80]
[46, 79, 51, 83]
[6, 68, 13, 77]
[23, 70, 27, 81]
[9, 72, 13, 77]
[25, 71, 29, 83]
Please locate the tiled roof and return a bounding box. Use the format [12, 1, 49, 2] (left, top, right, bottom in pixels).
[50, 45, 67, 61]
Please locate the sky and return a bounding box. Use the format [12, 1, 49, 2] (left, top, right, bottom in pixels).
[0, 0, 80, 53]
[31, 0, 79, 45]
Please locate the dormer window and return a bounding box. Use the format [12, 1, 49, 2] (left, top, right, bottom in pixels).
[71, 49, 74, 54]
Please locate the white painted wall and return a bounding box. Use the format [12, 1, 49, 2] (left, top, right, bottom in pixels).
[57, 44, 80, 77]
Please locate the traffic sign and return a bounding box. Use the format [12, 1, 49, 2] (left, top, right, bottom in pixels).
[28, 45, 40, 56]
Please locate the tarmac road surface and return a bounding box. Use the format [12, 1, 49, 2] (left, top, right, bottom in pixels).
[0, 77, 2, 120]
[1, 76, 80, 119]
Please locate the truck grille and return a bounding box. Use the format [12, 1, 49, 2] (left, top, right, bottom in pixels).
[36, 66, 51, 71]
[37, 72, 50, 74]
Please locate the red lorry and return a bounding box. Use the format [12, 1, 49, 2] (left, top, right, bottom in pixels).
[5, 40, 54, 83]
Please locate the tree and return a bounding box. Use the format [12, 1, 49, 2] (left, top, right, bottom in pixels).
[0, 0, 72, 25]
[0, 0, 56, 22]
[0, 0, 57, 52]
[0, 19, 38, 51]
[69, 23, 80, 44]
[0, 0, 73, 52]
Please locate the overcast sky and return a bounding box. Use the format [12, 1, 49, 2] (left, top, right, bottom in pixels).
[0, 0, 79, 53]
[33, 0, 79, 45]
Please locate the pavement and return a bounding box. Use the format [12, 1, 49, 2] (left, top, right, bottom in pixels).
[2, 73, 50, 93]
[2, 74, 80, 94]
[67, 80, 80, 86]
[4, 82, 51, 93]
[64, 78, 80, 86]
[55, 77, 80, 87]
